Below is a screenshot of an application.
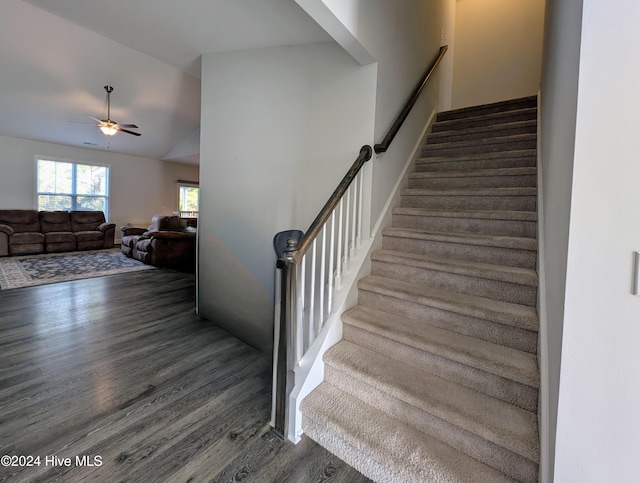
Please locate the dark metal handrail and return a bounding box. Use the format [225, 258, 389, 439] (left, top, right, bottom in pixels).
[293, 144, 372, 262]
[374, 45, 448, 154]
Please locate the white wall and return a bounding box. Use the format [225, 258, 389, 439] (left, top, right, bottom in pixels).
[538, 0, 583, 480]
[198, 42, 376, 353]
[311, 0, 447, 229]
[198, 2, 451, 353]
[0, 135, 198, 236]
[452, 0, 545, 109]
[439, 0, 457, 111]
[554, 1, 640, 481]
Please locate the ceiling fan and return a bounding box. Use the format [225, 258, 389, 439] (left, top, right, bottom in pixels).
[72, 85, 141, 137]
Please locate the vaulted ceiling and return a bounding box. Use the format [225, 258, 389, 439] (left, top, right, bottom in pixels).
[0, 0, 331, 163]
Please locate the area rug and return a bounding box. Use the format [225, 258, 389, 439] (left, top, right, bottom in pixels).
[0, 248, 155, 290]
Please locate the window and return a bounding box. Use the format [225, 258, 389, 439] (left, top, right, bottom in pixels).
[178, 183, 199, 217]
[37, 159, 109, 217]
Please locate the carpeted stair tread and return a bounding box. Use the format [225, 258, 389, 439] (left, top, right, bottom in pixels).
[431, 107, 537, 133]
[416, 148, 537, 165]
[401, 187, 537, 197]
[409, 167, 536, 180]
[381, 227, 537, 268]
[408, 168, 537, 189]
[426, 120, 537, 144]
[343, 304, 539, 388]
[400, 188, 536, 211]
[417, 148, 537, 162]
[391, 207, 538, 238]
[381, 226, 537, 251]
[436, 96, 537, 122]
[324, 341, 540, 462]
[371, 249, 538, 287]
[392, 206, 537, 222]
[342, 306, 539, 412]
[302, 383, 514, 483]
[420, 133, 536, 155]
[302, 416, 410, 483]
[358, 275, 538, 331]
[371, 249, 537, 306]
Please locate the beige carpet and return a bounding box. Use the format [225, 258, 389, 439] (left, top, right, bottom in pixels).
[301, 96, 540, 482]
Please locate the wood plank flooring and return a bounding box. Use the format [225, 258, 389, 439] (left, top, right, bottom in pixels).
[0, 270, 371, 483]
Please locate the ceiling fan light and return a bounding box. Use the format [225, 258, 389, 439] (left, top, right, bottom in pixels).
[99, 125, 117, 136]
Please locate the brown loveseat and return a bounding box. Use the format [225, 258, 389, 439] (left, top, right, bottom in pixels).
[120, 215, 196, 270]
[0, 210, 115, 257]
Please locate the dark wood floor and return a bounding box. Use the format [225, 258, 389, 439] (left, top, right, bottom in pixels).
[0, 270, 370, 483]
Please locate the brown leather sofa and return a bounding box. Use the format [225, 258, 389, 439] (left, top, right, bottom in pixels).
[120, 215, 196, 270]
[0, 210, 115, 257]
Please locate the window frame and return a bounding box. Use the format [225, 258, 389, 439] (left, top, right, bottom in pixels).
[35, 156, 111, 218]
[177, 180, 199, 218]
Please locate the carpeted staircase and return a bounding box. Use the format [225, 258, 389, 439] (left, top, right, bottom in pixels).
[301, 96, 540, 482]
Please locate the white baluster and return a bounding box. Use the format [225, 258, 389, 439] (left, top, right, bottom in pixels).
[327, 211, 335, 316]
[350, 181, 357, 260]
[343, 186, 351, 272]
[307, 239, 317, 352]
[296, 258, 305, 362]
[335, 199, 343, 290]
[319, 224, 326, 333]
[357, 170, 363, 248]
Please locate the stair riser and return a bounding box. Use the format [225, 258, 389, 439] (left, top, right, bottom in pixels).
[303, 384, 517, 482]
[392, 213, 537, 238]
[343, 323, 538, 412]
[416, 156, 537, 173]
[417, 150, 536, 168]
[408, 174, 537, 190]
[400, 194, 536, 212]
[427, 124, 537, 145]
[382, 235, 536, 269]
[325, 365, 538, 482]
[357, 289, 538, 353]
[437, 98, 537, 122]
[431, 110, 537, 133]
[371, 260, 537, 306]
[421, 139, 537, 157]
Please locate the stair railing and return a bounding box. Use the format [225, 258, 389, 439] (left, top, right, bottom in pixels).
[273, 144, 372, 437]
[374, 45, 448, 154]
[273, 45, 448, 440]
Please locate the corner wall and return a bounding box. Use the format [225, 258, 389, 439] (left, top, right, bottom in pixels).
[554, 1, 640, 481]
[538, 0, 583, 480]
[198, 42, 376, 353]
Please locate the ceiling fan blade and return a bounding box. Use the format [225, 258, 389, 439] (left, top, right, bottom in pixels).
[77, 87, 143, 138]
[68, 120, 96, 124]
[116, 127, 141, 136]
